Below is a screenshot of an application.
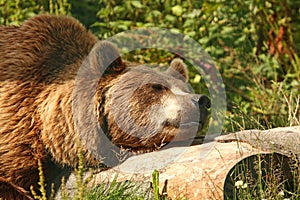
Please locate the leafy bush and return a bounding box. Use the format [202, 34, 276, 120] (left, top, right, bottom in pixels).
[0, 0, 70, 25]
[92, 0, 300, 131]
[2, 0, 299, 131]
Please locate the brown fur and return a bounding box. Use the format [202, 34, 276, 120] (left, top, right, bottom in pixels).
[0, 15, 210, 199]
[0, 14, 98, 199]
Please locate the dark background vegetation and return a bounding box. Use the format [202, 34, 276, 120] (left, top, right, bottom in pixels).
[1, 0, 299, 132]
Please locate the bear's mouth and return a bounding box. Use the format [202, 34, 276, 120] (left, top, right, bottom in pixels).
[164, 120, 200, 128]
[165, 121, 203, 130]
[167, 121, 206, 142]
[180, 121, 200, 128]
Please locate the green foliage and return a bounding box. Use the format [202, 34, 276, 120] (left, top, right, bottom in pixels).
[0, 0, 40, 25]
[152, 170, 160, 200]
[0, 0, 71, 25]
[30, 160, 55, 200]
[67, 0, 98, 28]
[85, 177, 146, 200]
[48, 0, 71, 15]
[152, 169, 169, 200]
[92, 0, 300, 131]
[58, 142, 94, 200]
[225, 153, 300, 199]
[1, 0, 299, 133]
[73, 144, 93, 200]
[31, 143, 148, 200]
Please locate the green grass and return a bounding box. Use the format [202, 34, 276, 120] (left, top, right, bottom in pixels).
[31, 148, 159, 200]
[224, 94, 300, 200]
[84, 177, 147, 200]
[224, 153, 299, 200]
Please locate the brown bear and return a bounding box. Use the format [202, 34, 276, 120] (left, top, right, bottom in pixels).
[0, 15, 210, 199]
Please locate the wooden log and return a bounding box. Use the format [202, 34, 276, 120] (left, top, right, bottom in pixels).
[58, 126, 300, 199]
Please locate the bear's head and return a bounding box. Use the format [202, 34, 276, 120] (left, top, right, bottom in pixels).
[76, 41, 210, 153]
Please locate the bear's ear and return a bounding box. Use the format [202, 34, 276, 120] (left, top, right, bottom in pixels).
[90, 41, 125, 74]
[167, 58, 188, 82]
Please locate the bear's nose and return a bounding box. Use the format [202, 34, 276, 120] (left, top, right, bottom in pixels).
[192, 94, 211, 109]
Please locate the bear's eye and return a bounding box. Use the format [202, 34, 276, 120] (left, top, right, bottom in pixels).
[151, 83, 165, 92]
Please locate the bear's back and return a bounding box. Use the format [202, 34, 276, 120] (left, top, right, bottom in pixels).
[0, 16, 98, 198]
[0, 15, 97, 83]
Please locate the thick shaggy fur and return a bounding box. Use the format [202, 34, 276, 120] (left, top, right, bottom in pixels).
[0, 15, 210, 199]
[0, 15, 98, 199]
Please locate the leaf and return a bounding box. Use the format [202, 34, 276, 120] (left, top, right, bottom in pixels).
[193, 74, 201, 83]
[165, 14, 176, 23]
[171, 5, 183, 16]
[131, 1, 143, 8]
[152, 170, 160, 200]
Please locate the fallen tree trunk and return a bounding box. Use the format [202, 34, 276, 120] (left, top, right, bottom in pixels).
[57, 126, 300, 199]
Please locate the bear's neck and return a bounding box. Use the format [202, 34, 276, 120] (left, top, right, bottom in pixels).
[37, 81, 97, 167]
